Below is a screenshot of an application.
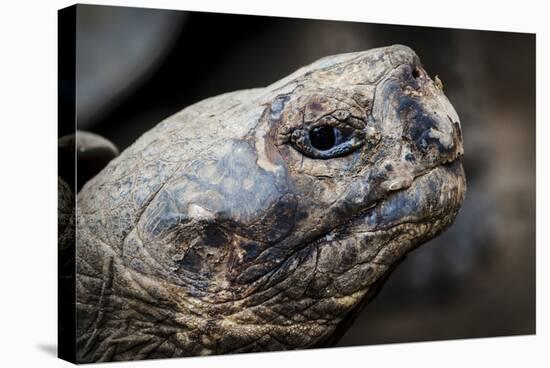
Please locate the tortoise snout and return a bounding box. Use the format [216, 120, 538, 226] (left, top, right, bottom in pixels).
[404, 101, 462, 158]
[392, 66, 464, 163]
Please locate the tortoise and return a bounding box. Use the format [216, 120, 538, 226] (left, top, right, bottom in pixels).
[65, 45, 466, 362]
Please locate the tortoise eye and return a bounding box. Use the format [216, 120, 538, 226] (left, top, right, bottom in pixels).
[291, 125, 365, 159]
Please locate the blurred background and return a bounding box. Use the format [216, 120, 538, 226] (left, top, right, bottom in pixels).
[73, 4, 535, 346]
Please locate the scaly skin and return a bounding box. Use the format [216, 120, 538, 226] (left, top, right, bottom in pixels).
[75, 45, 466, 362]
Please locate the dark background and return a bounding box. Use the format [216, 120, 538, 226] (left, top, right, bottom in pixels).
[74, 4, 536, 346]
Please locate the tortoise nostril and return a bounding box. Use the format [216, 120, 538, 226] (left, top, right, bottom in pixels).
[453, 120, 462, 143]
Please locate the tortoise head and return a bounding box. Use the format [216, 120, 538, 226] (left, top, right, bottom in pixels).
[76, 45, 465, 358]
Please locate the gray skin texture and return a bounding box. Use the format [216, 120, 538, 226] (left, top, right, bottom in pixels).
[75, 45, 466, 362]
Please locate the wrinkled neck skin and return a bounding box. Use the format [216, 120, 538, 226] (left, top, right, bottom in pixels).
[76, 45, 466, 362]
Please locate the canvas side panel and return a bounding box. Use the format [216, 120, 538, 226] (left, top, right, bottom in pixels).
[58, 4, 77, 363]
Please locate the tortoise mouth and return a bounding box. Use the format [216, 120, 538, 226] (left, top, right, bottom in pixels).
[318, 159, 465, 245]
[355, 159, 465, 233]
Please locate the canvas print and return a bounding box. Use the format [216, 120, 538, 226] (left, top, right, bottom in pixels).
[58, 4, 535, 363]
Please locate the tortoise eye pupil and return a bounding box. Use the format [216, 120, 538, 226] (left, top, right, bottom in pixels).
[309, 126, 336, 151]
